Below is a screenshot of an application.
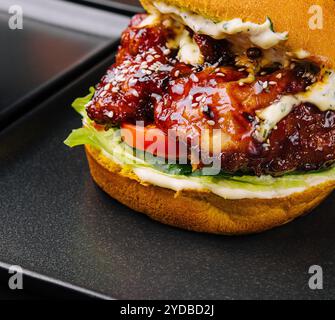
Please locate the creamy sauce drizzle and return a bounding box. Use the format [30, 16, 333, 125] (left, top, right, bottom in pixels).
[256, 71, 335, 140]
[153, 1, 288, 49]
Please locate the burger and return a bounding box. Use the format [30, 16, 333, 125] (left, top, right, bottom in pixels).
[65, 0, 335, 234]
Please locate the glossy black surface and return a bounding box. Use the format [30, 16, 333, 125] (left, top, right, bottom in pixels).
[0, 8, 116, 129]
[66, 0, 143, 14]
[0, 262, 109, 299]
[0, 51, 335, 299]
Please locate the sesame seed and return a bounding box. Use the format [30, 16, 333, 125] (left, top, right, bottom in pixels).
[104, 110, 114, 118]
[154, 55, 161, 59]
[239, 82, 245, 86]
[112, 87, 119, 93]
[131, 90, 139, 97]
[238, 68, 245, 72]
[260, 72, 267, 76]
[195, 96, 202, 102]
[217, 73, 226, 77]
[174, 70, 180, 77]
[207, 120, 215, 126]
[201, 96, 207, 103]
[104, 83, 111, 90]
[129, 78, 137, 86]
[191, 103, 198, 107]
[269, 81, 277, 85]
[255, 81, 263, 94]
[190, 74, 199, 82]
[100, 90, 107, 97]
[262, 81, 269, 89]
[146, 55, 154, 62]
[149, 65, 157, 71]
[163, 48, 171, 55]
[276, 73, 283, 79]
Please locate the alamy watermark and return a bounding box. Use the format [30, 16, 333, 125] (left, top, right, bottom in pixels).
[116, 123, 223, 175]
[308, 265, 323, 290]
[4, 4, 326, 31]
[3, 264, 327, 293]
[8, 265, 23, 290]
[8, 5, 23, 30]
[308, 5, 324, 30]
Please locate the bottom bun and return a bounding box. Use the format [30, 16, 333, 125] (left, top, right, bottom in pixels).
[85, 145, 335, 235]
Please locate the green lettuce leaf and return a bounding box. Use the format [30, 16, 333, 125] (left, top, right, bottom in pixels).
[72, 87, 95, 116]
[64, 89, 335, 192]
[64, 127, 103, 149]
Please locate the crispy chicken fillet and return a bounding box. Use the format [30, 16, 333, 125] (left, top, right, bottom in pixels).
[86, 14, 335, 176]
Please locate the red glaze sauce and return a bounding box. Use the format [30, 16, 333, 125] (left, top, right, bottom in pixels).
[86, 13, 334, 175]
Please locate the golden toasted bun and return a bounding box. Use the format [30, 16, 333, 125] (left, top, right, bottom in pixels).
[85, 145, 335, 235]
[141, 0, 335, 67]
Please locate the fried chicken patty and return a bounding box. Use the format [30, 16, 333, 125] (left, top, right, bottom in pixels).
[86, 14, 335, 176]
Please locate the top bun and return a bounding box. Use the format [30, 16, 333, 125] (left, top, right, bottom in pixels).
[140, 0, 335, 67]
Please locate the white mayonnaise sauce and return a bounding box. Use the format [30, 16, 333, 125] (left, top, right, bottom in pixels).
[154, 1, 288, 49]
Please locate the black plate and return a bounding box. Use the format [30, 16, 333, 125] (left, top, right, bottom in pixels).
[1, 50, 335, 300]
[0, 1, 129, 129]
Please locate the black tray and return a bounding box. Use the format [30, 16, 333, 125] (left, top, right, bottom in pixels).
[65, 0, 143, 15]
[1, 48, 335, 299]
[0, 1, 129, 129]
